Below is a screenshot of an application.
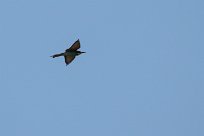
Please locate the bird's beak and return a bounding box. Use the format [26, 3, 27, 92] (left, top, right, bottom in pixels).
[81, 52, 86, 54]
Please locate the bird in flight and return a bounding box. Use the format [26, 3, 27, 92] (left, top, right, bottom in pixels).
[51, 39, 85, 66]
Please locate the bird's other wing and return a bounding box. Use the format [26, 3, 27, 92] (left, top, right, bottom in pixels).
[64, 55, 75, 65]
[66, 39, 80, 51]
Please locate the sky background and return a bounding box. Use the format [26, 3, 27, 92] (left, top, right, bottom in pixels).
[0, 0, 204, 136]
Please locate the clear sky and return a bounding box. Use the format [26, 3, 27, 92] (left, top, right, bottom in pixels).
[0, 0, 203, 136]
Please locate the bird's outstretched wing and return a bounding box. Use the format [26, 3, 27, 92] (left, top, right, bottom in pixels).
[66, 39, 80, 51]
[64, 55, 75, 65]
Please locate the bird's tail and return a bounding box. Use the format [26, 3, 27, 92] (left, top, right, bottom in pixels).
[50, 53, 64, 58]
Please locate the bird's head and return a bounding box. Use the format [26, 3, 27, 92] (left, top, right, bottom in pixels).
[77, 51, 86, 55]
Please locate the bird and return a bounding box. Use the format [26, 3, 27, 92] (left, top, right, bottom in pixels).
[51, 39, 85, 66]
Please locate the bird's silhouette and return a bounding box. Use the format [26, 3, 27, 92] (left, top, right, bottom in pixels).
[51, 39, 85, 66]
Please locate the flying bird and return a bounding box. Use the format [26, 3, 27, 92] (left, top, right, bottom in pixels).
[51, 39, 85, 66]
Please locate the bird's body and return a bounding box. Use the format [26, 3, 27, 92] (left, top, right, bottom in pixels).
[51, 39, 85, 65]
[64, 51, 82, 56]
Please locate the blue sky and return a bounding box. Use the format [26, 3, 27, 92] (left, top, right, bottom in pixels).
[0, 0, 204, 136]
